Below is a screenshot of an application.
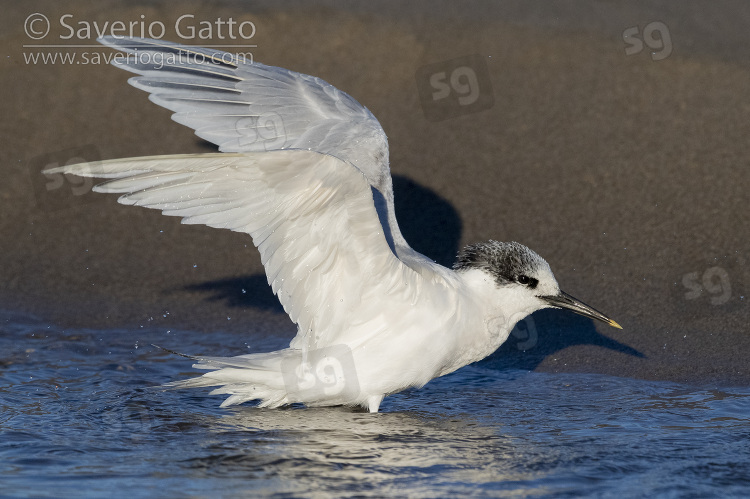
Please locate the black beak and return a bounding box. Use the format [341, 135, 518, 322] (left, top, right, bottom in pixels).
[542, 291, 622, 329]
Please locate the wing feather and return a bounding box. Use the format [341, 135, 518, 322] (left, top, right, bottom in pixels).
[97, 36, 420, 261]
[47, 151, 446, 350]
[98, 37, 387, 184]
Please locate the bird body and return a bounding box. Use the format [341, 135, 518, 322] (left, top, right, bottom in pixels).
[172, 265, 539, 413]
[48, 37, 620, 413]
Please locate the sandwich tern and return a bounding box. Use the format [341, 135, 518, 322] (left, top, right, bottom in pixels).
[47, 37, 621, 413]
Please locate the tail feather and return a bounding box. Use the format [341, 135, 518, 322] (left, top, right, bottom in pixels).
[162, 348, 299, 408]
[158, 345, 369, 409]
[191, 350, 291, 371]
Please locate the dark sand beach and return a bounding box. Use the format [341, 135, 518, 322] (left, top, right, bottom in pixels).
[2, 1, 748, 384]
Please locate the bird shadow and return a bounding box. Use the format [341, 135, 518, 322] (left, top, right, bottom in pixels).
[391, 175, 463, 267]
[182, 174, 643, 369]
[483, 308, 644, 372]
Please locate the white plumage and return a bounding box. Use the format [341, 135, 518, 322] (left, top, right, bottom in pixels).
[48, 37, 620, 413]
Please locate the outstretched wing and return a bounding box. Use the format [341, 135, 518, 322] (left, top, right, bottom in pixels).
[47, 151, 452, 350]
[98, 36, 415, 257]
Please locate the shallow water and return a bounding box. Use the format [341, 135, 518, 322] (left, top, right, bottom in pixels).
[2, 314, 749, 498]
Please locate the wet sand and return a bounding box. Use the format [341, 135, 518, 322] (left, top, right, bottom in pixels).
[1, 1, 748, 384]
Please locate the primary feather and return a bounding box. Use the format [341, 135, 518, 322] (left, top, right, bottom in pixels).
[96, 36, 415, 261]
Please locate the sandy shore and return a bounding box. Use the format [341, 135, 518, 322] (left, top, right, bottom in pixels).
[1, 1, 748, 384]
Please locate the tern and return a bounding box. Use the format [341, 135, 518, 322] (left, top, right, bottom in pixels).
[48, 37, 621, 413]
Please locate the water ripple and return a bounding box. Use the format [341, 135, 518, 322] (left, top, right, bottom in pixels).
[1, 316, 749, 497]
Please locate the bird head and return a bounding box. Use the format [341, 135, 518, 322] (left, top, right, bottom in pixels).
[453, 240, 621, 329]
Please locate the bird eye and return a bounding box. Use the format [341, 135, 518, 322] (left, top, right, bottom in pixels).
[517, 275, 530, 285]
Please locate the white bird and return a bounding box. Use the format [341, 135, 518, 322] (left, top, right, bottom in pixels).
[48, 37, 621, 413]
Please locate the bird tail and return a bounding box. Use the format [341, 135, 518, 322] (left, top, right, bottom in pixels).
[160, 345, 363, 409]
[161, 347, 296, 408]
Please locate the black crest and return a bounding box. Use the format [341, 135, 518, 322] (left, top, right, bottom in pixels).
[453, 240, 547, 286]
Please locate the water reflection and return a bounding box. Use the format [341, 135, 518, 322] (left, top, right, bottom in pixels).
[182, 404, 547, 493]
